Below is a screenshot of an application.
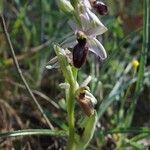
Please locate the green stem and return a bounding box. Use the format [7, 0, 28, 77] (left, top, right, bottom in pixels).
[67, 67, 78, 149]
[67, 84, 76, 150]
[72, 66, 78, 81]
[125, 0, 149, 127]
[70, 0, 79, 8]
[118, 81, 134, 127]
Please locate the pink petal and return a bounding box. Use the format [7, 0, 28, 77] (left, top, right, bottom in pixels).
[86, 24, 107, 37]
[68, 20, 80, 31]
[87, 37, 107, 60]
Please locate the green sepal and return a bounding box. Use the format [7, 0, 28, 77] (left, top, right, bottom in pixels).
[57, 0, 74, 14]
[54, 45, 74, 86]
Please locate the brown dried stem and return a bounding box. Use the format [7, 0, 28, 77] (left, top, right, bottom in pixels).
[0, 14, 54, 130]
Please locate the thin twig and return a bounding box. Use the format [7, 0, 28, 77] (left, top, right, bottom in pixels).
[0, 78, 60, 109]
[0, 99, 24, 128]
[3, 40, 52, 65]
[0, 14, 54, 130]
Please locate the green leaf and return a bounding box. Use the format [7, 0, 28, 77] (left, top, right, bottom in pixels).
[0, 129, 68, 139]
[76, 111, 98, 149]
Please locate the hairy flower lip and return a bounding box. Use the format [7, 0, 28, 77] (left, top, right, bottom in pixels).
[78, 98, 95, 116]
[73, 44, 89, 68]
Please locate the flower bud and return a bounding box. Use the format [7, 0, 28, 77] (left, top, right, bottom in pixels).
[93, 1, 108, 15]
[76, 87, 97, 116]
[131, 59, 139, 73]
[73, 44, 88, 68]
[132, 60, 139, 69]
[54, 45, 75, 85]
[57, 0, 74, 14]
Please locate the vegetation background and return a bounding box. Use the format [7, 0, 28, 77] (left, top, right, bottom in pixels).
[0, 0, 149, 149]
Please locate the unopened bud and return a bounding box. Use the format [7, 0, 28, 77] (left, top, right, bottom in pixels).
[57, 0, 74, 14]
[132, 59, 139, 72]
[93, 1, 108, 15]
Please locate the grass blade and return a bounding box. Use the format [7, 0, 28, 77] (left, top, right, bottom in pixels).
[0, 129, 68, 139]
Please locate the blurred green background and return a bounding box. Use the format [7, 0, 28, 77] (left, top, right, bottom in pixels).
[0, 0, 149, 149]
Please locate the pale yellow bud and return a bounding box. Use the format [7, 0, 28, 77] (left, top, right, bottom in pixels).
[132, 60, 139, 72]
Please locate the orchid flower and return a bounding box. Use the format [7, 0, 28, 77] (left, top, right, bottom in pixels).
[46, 0, 108, 69]
[76, 86, 97, 116]
[61, 2, 108, 61]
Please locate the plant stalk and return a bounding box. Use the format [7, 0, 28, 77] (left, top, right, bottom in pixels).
[125, 0, 149, 127]
[67, 83, 76, 150]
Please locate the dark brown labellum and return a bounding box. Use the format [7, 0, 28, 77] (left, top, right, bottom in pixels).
[73, 43, 88, 68]
[93, 1, 108, 15]
[77, 37, 87, 46]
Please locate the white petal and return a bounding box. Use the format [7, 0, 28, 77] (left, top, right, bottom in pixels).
[85, 90, 97, 104]
[46, 56, 58, 65]
[80, 12, 91, 31]
[86, 8, 102, 27]
[68, 20, 80, 31]
[80, 76, 92, 87]
[46, 62, 59, 69]
[81, 8, 107, 36]
[46, 56, 60, 69]
[87, 37, 107, 60]
[86, 24, 107, 37]
[82, 0, 92, 9]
